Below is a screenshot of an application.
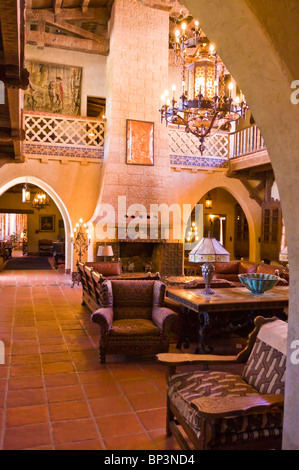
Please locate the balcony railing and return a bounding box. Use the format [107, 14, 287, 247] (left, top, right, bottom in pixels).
[23, 111, 266, 169]
[169, 126, 229, 169]
[229, 125, 266, 159]
[24, 111, 105, 162]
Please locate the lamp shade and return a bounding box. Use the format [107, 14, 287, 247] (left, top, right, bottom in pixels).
[189, 236, 230, 263]
[279, 246, 288, 262]
[97, 245, 114, 257]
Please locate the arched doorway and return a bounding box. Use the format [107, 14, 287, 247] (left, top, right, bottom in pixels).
[0, 177, 72, 271]
[199, 188, 250, 259]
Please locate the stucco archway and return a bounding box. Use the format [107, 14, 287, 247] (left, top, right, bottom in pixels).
[192, 186, 256, 260]
[0, 176, 73, 271]
[183, 0, 299, 449]
[172, 170, 262, 262]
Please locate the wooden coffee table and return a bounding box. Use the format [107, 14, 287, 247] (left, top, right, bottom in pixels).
[166, 286, 289, 353]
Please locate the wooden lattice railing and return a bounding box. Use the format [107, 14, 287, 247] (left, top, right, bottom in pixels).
[169, 126, 229, 159]
[24, 111, 105, 148]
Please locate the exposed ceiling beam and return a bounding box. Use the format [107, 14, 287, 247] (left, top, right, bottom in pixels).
[239, 177, 263, 207]
[53, 0, 63, 14]
[81, 0, 90, 13]
[26, 7, 109, 23]
[26, 30, 109, 55]
[44, 18, 106, 44]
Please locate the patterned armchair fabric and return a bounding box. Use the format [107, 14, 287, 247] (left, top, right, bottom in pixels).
[91, 280, 176, 363]
[166, 318, 287, 450]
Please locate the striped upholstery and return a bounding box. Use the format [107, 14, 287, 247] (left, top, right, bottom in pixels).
[168, 325, 286, 446]
[242, 338, 286, 394]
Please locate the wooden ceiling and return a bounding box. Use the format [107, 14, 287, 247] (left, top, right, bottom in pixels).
[25, 0, 112, 55]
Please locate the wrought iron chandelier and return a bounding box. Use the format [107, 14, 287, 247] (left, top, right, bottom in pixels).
[32, 192, 50, 210]
[160, 21, 248, 154]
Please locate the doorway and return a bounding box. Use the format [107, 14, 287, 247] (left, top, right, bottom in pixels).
[0, 182, 66, 271]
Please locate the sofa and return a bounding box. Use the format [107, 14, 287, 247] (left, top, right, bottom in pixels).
[157, 316, 287, 450]
[186, 260, 289, 285]
[91, 279, 177, 363]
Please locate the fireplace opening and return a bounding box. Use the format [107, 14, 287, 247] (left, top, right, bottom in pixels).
[119, 242, 159, 273]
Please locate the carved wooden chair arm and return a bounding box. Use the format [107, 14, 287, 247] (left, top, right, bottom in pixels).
[156, 352, 239, 367]
[191, 394, 284, 419]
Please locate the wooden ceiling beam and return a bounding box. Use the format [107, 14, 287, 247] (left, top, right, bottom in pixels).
[81, 0, 91, 13]
[26, 30, 109, 55]
[44, 18, 106, 44]
[53, 0, 63, 14]
[26, 7, 109, 23]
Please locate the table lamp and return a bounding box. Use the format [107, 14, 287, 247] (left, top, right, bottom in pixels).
[97, 245, 114, 262]
[189, 234, 230, 295]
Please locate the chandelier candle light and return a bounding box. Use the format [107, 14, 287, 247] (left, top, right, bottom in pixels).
[189, 233, 230, 295]
[32, 192, 50, 210]
[160, 20, 248, 154]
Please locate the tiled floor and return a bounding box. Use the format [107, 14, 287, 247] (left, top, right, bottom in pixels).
[0, 260, 244, 450]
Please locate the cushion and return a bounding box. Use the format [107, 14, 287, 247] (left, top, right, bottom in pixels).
[242, 338, 286, 394]
[111, 280, 154, 307]
[239, 261, 258, 274]
[214, 261, 240, 274]
[114, 306, 153, 321]
[110, 318, 160, 336]
[257, 264, 280, 275]
[153, 281, 166, 307]
[87, 262, 122, 277]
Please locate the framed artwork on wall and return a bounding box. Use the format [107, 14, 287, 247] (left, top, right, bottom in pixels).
[24, 60, 82, 115]
[39, 215, 55, 232]
[126, 119, 154, 166]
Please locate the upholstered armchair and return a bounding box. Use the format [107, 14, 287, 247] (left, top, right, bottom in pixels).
[157, 316, 287, 450]
[91, 280, 177, 363]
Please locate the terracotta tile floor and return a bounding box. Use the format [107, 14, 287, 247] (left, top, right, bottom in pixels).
[0, 265, 182, 450]
[0, 263, 245, 450]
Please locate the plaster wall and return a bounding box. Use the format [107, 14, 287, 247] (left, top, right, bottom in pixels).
[184, 0, 299, 449]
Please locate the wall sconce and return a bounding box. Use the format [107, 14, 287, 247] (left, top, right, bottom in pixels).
[205, 193, 213, 209]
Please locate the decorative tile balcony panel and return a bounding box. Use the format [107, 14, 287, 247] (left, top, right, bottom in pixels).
[169, 127, 229, 170]
[24, 111, 105, 162]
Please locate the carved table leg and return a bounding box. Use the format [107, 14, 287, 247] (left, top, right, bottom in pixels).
[176, 305, 191, 350]
[195, 312, 213, 354]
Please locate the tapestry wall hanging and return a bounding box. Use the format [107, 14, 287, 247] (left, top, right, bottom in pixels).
[24, 61, 82, 115]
